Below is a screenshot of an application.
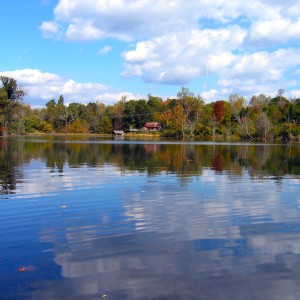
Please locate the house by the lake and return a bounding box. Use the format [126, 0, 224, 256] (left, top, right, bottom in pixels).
[112, 130, 125, 135]
[144, 122, 161, 131]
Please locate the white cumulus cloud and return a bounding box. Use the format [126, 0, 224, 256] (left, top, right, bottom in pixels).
[290, 90, 300, 100]
[248, 17, 300, 44]
[213, 48, 300, 98]
[39, 21, 62, 39]
[66, 19, 106, 41]
[122, 27, 246, 84]
[41, 0, 300, 42]
[0, 69, 140, 107]
[38, 0, 300, 101]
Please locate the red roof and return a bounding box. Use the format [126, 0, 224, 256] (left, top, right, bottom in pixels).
[145, 122, 161, 128]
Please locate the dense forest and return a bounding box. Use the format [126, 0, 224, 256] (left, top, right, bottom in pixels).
[1, 76, 300, 141]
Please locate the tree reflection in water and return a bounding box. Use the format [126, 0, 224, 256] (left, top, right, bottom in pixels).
[1, 136, 300, 299]
[1, 137, 299, 193]
[0, 138, 24, 194]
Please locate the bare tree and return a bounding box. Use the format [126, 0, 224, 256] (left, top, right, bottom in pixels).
[239, 116, 255, 139]
[255, 112, 272, 140]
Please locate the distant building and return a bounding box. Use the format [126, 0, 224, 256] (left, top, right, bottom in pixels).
[113, 130, 125, 135]
[129, 127, 139, 133]
[144, 122, 161, 131]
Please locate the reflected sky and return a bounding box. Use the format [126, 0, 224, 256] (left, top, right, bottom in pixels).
[1, 137, 300, 299]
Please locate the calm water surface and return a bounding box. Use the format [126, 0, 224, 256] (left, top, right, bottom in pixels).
[1, 136, 300, 300]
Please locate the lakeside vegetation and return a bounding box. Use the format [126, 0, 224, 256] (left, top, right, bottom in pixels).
[1, 76, 300, 141]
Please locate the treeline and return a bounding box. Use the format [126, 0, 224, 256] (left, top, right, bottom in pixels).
[1, 76, 300, 141]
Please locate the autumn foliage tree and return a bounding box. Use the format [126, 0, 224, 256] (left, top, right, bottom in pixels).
[212, 100, 228, 123]
[1, 77, 300, 142]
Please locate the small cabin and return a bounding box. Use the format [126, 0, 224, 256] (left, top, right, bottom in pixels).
[113, 130, 125, 135]
[144, 122, 161, 131]
[129, 127, 139, 133]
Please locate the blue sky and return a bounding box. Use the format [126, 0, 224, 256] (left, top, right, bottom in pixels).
[1, 0, 300, 107]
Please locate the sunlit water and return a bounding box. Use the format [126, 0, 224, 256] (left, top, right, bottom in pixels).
[0, 136, 300, 299]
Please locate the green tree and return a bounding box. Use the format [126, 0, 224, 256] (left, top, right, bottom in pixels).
[135, 99, 151, 129]
[98, 116, 113, 133]
[86, 102, 106, 133]
[0, 76, 25, 101]
[56, 95, 69, 130]
[122, 100, 136, 131]
[147, 95, 164, 113]
[68, 103, 87, 121]
[0, 87, 9, 128]
[44, 99, 57, 127]
[0, 76, 26, 131]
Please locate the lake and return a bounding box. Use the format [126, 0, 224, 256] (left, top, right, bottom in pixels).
[0, 136, 300, 300]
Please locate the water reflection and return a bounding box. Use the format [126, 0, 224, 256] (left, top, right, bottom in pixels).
[1, 137, 300, 299]
[0, 138, 25, 195]
[0, 137, 299, 194]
